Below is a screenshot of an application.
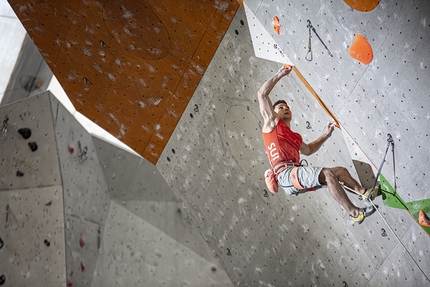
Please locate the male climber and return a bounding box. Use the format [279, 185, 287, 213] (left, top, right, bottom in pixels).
[258, 65, 379, 224]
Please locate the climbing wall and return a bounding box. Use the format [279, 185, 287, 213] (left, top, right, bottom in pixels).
[157, 2, 430, 286]
[0, 91, 232, 286]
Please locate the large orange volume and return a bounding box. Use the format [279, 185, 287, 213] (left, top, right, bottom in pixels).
[344, 0, 380, 12]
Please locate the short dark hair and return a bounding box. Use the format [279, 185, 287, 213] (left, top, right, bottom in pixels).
[272, 100, 287, 109]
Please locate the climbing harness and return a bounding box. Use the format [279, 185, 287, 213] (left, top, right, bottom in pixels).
[340, 133, 429, 283]
[264, 160, 301, 194]
[265, 159, 321, 194]
[305, 20, 333, 61]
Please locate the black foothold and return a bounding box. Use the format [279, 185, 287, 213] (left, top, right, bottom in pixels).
[18, 128, 31, 139]
[16, 170, 24, 177]
[28, 142, 38, 152]
[0, 274, 5, 285]
[44, 239, 50, 247]
[0, 237, 4, 249]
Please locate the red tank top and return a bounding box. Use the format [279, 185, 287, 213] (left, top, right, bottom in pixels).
[262, 119, 302, 167]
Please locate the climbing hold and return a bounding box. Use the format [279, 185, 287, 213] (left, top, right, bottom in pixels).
[343, 0, 380, 12]
[45, 200, 52, 206]
[28, 142, 38, 152]
[211, 266, 217, 272]
[80, 262, 85, 272]
[68, 145, 74, 153]
[18, 128, 31, 139]
[79, 237, 85, 247]
[273, 16, 281, 35]
[419, 210, 430, 226]
[66, 280, 73, 286]
[0, 274, 5, 285]
[16, 170, 24, 177]
[349, 34, 373, 64]
[0, 237, 3, 249]
[44, 239, 50, 247]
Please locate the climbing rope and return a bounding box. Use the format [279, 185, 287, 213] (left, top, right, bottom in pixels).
[340, 134, 429, 283]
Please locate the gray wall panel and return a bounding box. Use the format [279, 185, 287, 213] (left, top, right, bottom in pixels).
[0, 92, 61, 191]
[0, 186, 65, 286]
[158, 4, 430, 286]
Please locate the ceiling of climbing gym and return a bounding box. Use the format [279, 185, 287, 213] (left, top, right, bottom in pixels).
[2, 0, 430, 286]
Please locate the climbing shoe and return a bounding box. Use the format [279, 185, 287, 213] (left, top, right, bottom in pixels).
[359, 184, 381, 202]
[351, 205, 377, 225]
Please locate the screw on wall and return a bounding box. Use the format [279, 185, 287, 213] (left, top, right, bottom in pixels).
[18, 128, 31, 139]
[77, 141, 88, 163]
[0, 116, 8, 140]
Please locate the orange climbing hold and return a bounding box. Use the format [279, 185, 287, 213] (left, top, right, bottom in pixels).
[419, 210, 430, 226]
[349, 34, 373, 64]
[344, 0, 380, 12]
[273, 16, 281, 35]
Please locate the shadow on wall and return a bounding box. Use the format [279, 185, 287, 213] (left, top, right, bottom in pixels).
[352, 159, 376, 189]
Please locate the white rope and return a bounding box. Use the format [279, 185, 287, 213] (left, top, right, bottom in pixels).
[340, 183, 430, 282]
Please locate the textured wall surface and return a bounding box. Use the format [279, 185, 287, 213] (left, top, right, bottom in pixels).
[2, 0, 430, 286]
[0, 92, 232, 286]
[157, 2, 430, 286]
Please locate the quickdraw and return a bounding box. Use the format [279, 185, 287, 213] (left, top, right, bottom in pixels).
[305, 20, 333, 61]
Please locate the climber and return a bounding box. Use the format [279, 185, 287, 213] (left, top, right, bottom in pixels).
[258, 65, 380, 224]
